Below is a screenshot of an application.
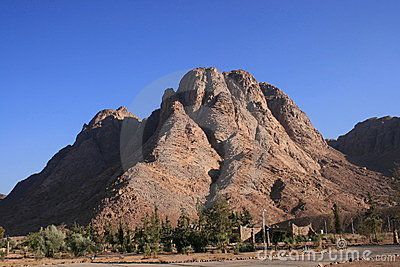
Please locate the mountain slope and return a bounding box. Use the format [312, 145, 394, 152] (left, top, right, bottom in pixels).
[329, 116, 400, 176]
[0, 68, 393, 235]
[0, 107, 137, 235]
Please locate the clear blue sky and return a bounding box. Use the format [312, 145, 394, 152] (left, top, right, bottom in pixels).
[1, 0, 399, 194]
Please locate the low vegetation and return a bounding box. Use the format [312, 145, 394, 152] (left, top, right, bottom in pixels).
[0, 198, 255, 259]
[0, 195, 397, 260]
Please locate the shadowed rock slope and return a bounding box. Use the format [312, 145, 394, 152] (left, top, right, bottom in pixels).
[0, 68, 393, 235]
[329, 116, 400, 176]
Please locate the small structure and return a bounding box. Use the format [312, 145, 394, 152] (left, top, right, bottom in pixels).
[239, 225, 262, 243]
[271, 221, 316, 238]
[239, 221, 316, 244]
[291, 223, 315, 236]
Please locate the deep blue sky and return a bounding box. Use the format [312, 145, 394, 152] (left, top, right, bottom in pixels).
[1, 0, 399, 194]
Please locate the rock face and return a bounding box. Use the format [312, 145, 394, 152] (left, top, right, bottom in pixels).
[329, 116, 400, 176]
[0, 68, 394, 235]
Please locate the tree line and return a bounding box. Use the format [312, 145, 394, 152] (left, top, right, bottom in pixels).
[1, 198, 254, 258]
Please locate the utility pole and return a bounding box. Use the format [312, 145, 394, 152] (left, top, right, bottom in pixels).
[324, 220, 328, 235]
[393, 218, 399, 244]
[6, 236, 10, 255]
[262, 209, 267, 251]
[351, 218, 355, 235]
[388, 217, 391, 232]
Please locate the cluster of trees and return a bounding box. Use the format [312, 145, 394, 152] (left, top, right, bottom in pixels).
[331, 194, 385, 242]
[4, 185, 397, 260]
[107, 198, 254, 256]
[328, 163, 400, 241]
[3, 198, 253, 258]
[26, 224, 99, 258]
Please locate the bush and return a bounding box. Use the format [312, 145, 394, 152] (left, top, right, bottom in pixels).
[27, 225, 66, 258]
[237, 242, 255, 253]
[188, 229, 208, 253]
[66, 232, 95, 256]
[27, 232, 46, 257]
[42, 225, 66, 257]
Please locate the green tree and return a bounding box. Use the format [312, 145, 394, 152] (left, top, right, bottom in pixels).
[333, 203, 342, 234]
[103, 223, 116, 247]
[85, 224, 102, 247]
[27, 232, 46, 258]
[135, 207, 161, 256]
[27, 225, 66, 258]
[362, 215, 383, 242]
[227, 208, 253, 243]
[239, 207, 253, 227]
[66, 224, 98, 256]
[173, 208, 192, 253]
[124, 229, 135, 253]
[161, 217, 173, 252]
[117, 222, 125, 250]
[188, 207, 209, 253]
[42, 225, 66, 257]
[204, 197, 232, 252]
[148, 206, 161, 255]
[66, 232, 95, 256]
[361, 194, 383, 242]
[135, 216, 149, 254]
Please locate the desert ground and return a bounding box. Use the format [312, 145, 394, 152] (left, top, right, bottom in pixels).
[2, 245, 399, 267]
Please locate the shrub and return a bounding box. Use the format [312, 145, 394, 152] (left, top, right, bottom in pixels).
[66, 232, 95, 256]
[238, 242, 255, 253]
[42, 225, 66, 257]
[27, 225, 66, 258]
[27, 232, 46, 257]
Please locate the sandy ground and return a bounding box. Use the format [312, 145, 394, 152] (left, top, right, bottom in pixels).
[1, 245, 399, 267]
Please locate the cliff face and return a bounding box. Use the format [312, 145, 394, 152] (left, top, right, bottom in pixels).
[0, 68, 393, 235]
[329, 116, 400, 176]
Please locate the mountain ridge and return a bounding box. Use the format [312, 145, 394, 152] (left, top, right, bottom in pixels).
[329, 116, 400, 176]
[0, 67, 394, 235]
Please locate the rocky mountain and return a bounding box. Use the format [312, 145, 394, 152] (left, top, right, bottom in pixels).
[0, 194, 5, 200]
[329, 116, 400, 176]
[0, 68, 393, 235]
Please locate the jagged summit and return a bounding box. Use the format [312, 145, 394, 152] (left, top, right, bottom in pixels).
[86, 106, 138, 128]
[0, 68, 394, 235]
